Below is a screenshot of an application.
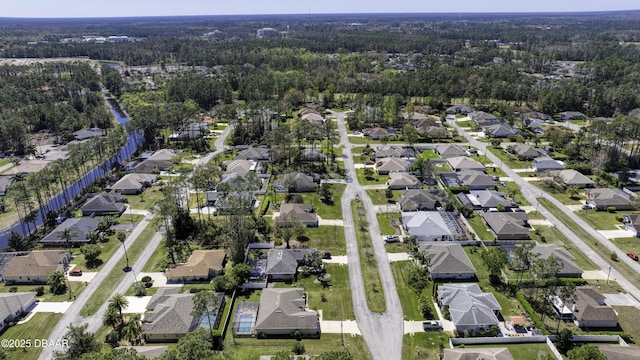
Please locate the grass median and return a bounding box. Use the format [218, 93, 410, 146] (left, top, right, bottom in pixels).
[352, 199, 386, 313]
[79, 221, 157, 316]
[539, 198, 640, 288]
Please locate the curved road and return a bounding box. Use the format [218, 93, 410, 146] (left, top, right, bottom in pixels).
[446, 117, 640, 301]
[335, 112, 404, 360]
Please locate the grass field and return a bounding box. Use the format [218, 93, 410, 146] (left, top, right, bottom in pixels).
[466, 215, 495, 241]
[141, 240, 168, 272]
[402, 332, 448, 360]
[124, 184, 165, 210]
[302, 225, 347, 256]
[366, 189, 401, 205]
[79, 221, 157, 316]
[575, 209, 634, 230]
[390, 261, 436, 321]
[460, 343, 554, 359]
[298, 263, 355, 320]
[355, 168, 389, 185]
[304, 184, 346, 219]
[486, 146, 533, 169]
[377, 213, 402, 235]
[0, 313, 64, 360]
[0, 281, 86, 302]
[611, 237, 640, 259]
[420, 149, 440, 160]
[529, 225, 598, 271]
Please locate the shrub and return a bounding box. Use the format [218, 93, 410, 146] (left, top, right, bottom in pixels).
[607, 206, 616, 213]
[515, 291, 548, 334]
[141, 276, 153, 283]
[611, 252, 618, 261]
[616, 215, 624, 222]
[292, 341, 305, 355]
[34, 286, 45, 296]
[9, 287, 17, 293]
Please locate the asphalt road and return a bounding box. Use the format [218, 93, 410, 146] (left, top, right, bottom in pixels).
[335, 112, 404, 360]
[446, 116, 640, 301]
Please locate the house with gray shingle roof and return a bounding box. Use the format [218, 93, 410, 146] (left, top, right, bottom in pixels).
[446, 105, 474, 115]
[387, 172, 421, 190]
[559, 111, 585, 121]
[447, 156, 484, 172]
[301, 149, 327, 162]
[565, 286, 617, 328]
[73, 127, 104, 141]
[3, 250, 70, 284]
[111, 173, 157, 195]
[460, 190, 512, 210]
[402, 211, 466, 242]
[586, 188, 633, 210]
[0, 176, 10, 196]
[420, 243, 476, 280]
[134, 149, 176, 173]
[481, 212, 530, 240]
[362, 127, 397, 140]
[264, 249, 317, 281]
[444, 348, 514, 360]
[235, 146, 270, 161]
[282, 172, 318, 192]
[374, 145, 405, 160]
[81, 194, 126, 216]
[277, 203, 318, 227]
[532, 157, 565, 173]
[485, 123, 517, 138]
[0, 292, 36, 333]
[598, 346, 640, 360]
[375, 157, 410, 175]
[254, 288, 319, 338]
[434, 144, 467, 159]
[456, 170, 496, 190]
[550, 169, 594, 188]
[223, 159, 256, 177]
[398, 190, 440, 211]
[438, 283, 501, 334]
[469, 111, 500, 128]
[507, 143, 541, 160]
[503, 243, 583, 278]
[41, 218, 103, 246]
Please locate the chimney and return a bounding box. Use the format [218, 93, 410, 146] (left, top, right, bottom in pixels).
[572, 304, 578, 312]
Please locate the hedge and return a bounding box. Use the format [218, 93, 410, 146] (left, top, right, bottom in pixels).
[515, 291, 549, 335]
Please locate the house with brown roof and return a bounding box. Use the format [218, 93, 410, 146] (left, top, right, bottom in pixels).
[3, 250, 70, 284]
[254, 288, 319, 338]
[111, 173, 157, 195]
[398, 189, 440, 211]
[165, 250, 226, 283]
[0, 292, 37, 333]
[277, 203, 318, 227]
[550, 169, 595, 188]
[134, 149, 176, 173]
[362, 127, 398, 140]
[387, 172, 421, 190]
[375, 157, 410, 175]
[447, 156, 485, 172]
[41, 218, 102, 246]
[567, 286, 617, 328]
[481, 212, 530, 240]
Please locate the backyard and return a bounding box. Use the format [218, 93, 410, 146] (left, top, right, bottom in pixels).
[466, 214, 495, 241]
[297, 263, 355, 320]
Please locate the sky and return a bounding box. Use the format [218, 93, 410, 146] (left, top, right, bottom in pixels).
[3, 0, 640, 18]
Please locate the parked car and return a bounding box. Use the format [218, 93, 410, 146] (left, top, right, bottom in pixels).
[423, 320, 443, 331]
[69, 269, 82, 276]
[581, 204, 593, 210]
[384, 235, 399, 243]
[627, 252, 639, 261]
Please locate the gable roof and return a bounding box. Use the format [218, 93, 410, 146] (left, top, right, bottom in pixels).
[485, 123, 517, 137]
[111, 173, 157, 192]
[235, 146, 270, 160]
[435, 144, 467, 158]
[283, 172, 317, 190]
[444, 348, 514, 360]
[532, 157, 565, 171]
[467, 190, 511, 208]
[41, 218, 102, 244]
[73, 127, 104, 141]
[223, 160, 255, 177]
[164, 250, 226, 279]
[482, 212, 529, 237]
[255, 288, 318, 331]
[438, 283, 501, 327]
[398, 190, 439, 211]
[374, 145, 405, 159]
[457, 170, 495, 188]
[388, 172, 420, 188]
[0, 292, 36, 320]
[376, 157, 410, 173]
[134, 149, 177, 173]
[469, 111, 500, 124]
[420, 243, 476, 276]
[265, 249, 315, 276]
[509, 143, 541, 158]
[278, 203, 318, 224]
[81, 194, 125, 214]
[447, 156, 484, 171]
[3, 250, 69, 278]
[143, 288, 198, 335]
[550, 169, 595, 186]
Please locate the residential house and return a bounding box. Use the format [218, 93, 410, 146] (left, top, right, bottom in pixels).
[235, 146, 270, 161]
[419, 243, 476, 280]
[469, 111, 500, 128]
[301, 149, 327, 162]
[362, 127, 398, 140]
[169, 122, 208, 141]
[402, 211, 466, 242]
[277, 203, 319, 227]
[116, 346, 169, 359]
[422, 126, 451, 139]
[0, 292, 37, 333]
[375, 157, 410, 175]
[444, 348, 514, 360]
[532, 244, 583, 278]
[254, 288, 320, 338]
[134, 149, 176, 173]
[3, 250, 70, 284]
[143, 288, 225, 342]
[214, 191, 255, 214]
[223, 159, 256, 177]
[435, 144, 467, 159]
[402, 111, 429, 121]
[165, 250, 226, 283]
[598, 346, 640, 360]
[205, 191, 220, 207]
[398, 190, 440, 211]
[438, 283, 501, 334]
[72, 127, 104, 141]
[445, 105, 474, 115]
[456, 170, 496, 190]
[625, 214, 640, 237]
[559, 111, 586, 121]
[481, 212, 530, 240]
[374, 145, 405, 159]
[80, 194, 126, 216]
[301, 113, 325, 127]
[110, 173, 157, 195]
[586, 188, 633, 210]
[532, 157, 565, 173]
[484, 123, 517, 138]
[264, 249, 317, 281]
[459, 190, 512, 210]
[387, 172, 421, 190]
[566, 286, 617, 328]
[522, 111, 552, 123]
[507, 143, 541, 160]
[447, 156, 485, 172]
[282, 172, 319, 192]
[550, 169, 595, 188]
[41, 218, 102, 246]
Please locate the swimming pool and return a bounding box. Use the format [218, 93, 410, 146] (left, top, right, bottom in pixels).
[236, 313, 253, 333]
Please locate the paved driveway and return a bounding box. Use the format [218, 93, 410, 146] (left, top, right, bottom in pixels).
[604, 293, 640, 307]
[598, 229, 633, 239]
[138, 272, 183, 288]
[123, 296, 152, 314]
[387, 253, 411, 262]
[323, 256, 348, 265]
[31, 301, 73, 313]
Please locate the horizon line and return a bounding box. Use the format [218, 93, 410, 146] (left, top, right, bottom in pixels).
[2, 9, 640, 20]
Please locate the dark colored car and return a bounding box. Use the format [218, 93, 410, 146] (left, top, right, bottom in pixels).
[69, 269, 83, 276]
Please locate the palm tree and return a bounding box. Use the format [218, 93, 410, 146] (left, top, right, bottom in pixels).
[118, 232, 129, 268]
[57, 228, 78, 253]
[102, 305, 121, 330]
[567, 185, 580, 200]
[121, 313, 143, 345]
[108, 293, 129, 323]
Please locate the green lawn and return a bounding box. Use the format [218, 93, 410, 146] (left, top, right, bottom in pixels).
[539, 198, 640, 289]
[355, 168, 389, 185]
[124, 283, 159, 297]
[433, 162, 452, 173]
[528, 181, 585, 205]
[298, 264, 355, 320]
[377, 213, 402, 235]
[124, 184, 165, 210]
[303, 184, 346, 219]
[0, 313, 64, 360]
[390, 261, 436, 321]
[349, 136, 404, 145]
[0, 281, 86, 302]
[80, 222, 157, 316]
[352, 200, 386, 314]
[402, 332, 448, 360]
[301, 226, 346, 256]
[486, 146, 533, 169]
[614, 306, 640, 343]
[455, 120, 476, 128]
[366, 189, 401, 205]
[141, 241, 168, 272]
[460, 344, 554, 360]
[575, 209, 633, 230]
[466, 215, 495, 241]
[420, 150, 440, 160]
[611, 237, 640, 259]
[495, 182, 530, 206]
